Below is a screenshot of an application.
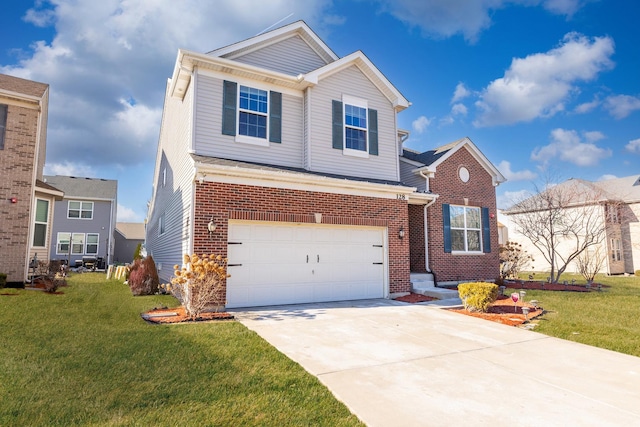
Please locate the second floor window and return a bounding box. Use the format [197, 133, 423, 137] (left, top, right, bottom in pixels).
[239, 86, 268, 139]
[68, 201, 93, 219]
[450, 205, 482, 252]
[344, 104, 367, 151]
[332, 95, 378, 157]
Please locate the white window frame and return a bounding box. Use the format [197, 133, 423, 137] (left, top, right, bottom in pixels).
[342, 95, 369, 159]
[450, 205, 483, 254]
[33, 198, 49, 247]
[68, 200, 94, 220]
[56, 232, 71, 255]
[86, 233, 99, 255]
[71, 233, 85, 255]
[611, 238, 622, 262]
[236, 84, 269, 147]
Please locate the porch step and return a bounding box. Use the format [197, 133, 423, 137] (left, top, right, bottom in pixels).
[411, 272, 460, 300]
[410, 273, 435, 288]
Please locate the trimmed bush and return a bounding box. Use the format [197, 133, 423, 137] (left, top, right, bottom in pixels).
[0, 273, 6, 288]
[128, 256, 159, 296]
[458, 282, 499, 313]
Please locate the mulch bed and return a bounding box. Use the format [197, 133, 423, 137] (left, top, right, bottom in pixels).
[447, 296, 543, 327]
[142, 306, 234, 324]
[394, 293, 438, 303]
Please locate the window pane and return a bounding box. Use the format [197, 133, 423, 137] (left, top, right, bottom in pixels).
[80, 210, 92, 219]
[239, 111, 266, 138]
[87, 234, 99, 244]
[451, 230, 465, 251]
[69, 201, 80, 209]
[467, 230, 481, 252]
[86, 244, 98, 254]
[466, 207, 481, 228]
[239, 86, 267, 113]
[33, 224, 46, 247]
[345, 104, 366, 129]
[72, 234, 84, 254]
[345, 128, 366, 151]
[35, 199, 49, 222]
[68, 210, 80, 218]
[450, 206, 465, 228]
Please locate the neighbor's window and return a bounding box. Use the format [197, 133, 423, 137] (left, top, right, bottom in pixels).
[450, 205, 482, 252]
[33, 199, 49, 247]
[56, 232, 71, 254]
[86, 233, 99, 254]
[68, 201, 94, 219]
[159, 213, 166, 236]
[238, 85, 268, 139]
[606, 204, 620, 224]
[611, 238, 622, 262]
[0, 104, 7, 150]
[71, 233, 84, 254]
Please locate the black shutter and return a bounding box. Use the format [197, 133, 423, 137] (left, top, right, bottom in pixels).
[0, 104, 7, 150]
[443, 204, 451, 253]
[368, 108, 378, 155]
[269, 91, 282, 143]
[222, 80, 237, 136]
[482, 207, 491, 253]
[332, 100, 343, 149]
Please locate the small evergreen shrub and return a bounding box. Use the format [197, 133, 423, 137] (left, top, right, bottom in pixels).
[0, 273, 6, 288]
[128, 256, 159, 296]
[133, 243, 142, 261]
[458, 282, 498, 313]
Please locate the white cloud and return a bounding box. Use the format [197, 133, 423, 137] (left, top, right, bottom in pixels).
[603, 94, 640, 119]
[44, 161, 96, 177]
[497, 189, 534, 210]
[412, 115, 432, 133]
[117, 203, 143, 222]
[574, 98, 600, 114]
[597, 174, 617, 181]
[452, 82, 470, 103]
[497, 161, 537, 181]
[1, 0, 334, 173]
[531, 128, 612, 167]
[626, 138, 640, 154]
[374, 0, 585, 43]
[451, 103, 468, 116]
[474, 33, 615, 127]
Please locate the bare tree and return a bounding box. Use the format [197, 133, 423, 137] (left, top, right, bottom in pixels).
[576, 246, 606, 283]
[505, 178, 621, 283]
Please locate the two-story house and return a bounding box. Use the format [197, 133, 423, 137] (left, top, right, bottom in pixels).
[43, 175, 117, 269]
[0, 73, 64, 285]
[146, 21, 505, 308]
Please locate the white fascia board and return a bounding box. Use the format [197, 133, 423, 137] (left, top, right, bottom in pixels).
[208, 21, 338, 63]
[408, 192, 439, 205]
[0, 89, 42, 110]
[35, 187, 64, 199]
[193, 162, 417, 200]
[302, 51, 410, 110]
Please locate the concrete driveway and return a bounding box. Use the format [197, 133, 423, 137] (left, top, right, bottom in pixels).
[231, 299, 640, 427]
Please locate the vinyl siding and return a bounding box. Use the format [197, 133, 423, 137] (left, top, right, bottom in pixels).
[399, 160, 426, 191]
[146, 81, 196, 283]
[193, 73, 304, 169]
[232, 35, 329, 75]
[309, 65, 399, 182]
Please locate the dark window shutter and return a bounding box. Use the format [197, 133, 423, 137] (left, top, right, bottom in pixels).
[368, 108, 378, 155]
[482, 207, 491, 253]
[0, 104, 7, 150]
[332, 100, 343, 149]
[443, 204, 451, 253]
[222, 80, 237, 136]
[269, 91, 282, 143]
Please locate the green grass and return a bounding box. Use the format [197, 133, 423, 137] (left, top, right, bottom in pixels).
[516, 272, 640, 357]
[0, 273, 363, 426]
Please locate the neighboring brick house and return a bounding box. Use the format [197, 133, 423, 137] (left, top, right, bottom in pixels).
[0, 73, 64, 285]
[146, 21, 505, 308]
[114, 222, 145, 264]
[43, 175, 117, 269]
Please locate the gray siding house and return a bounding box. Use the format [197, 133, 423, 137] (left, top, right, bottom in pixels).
[114, 222, 145, 264]
[44, 175, 117, 268]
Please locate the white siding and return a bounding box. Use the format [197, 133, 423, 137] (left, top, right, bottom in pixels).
[146, 81, 196, 283]
[193, 73, 304, 168]
[232, 35, 329, 75]
[399, 160, 426, 191]
[309, 66, 399, 182]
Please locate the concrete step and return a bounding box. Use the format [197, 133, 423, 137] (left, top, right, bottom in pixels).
[412, 286, 460, 300]
[410, 273, 435, 288]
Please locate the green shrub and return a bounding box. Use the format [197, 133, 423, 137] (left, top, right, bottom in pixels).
[458, 282, 498, 313]
[0, 273, 6, 288]
[128, 256, 159, 296]
[133, 243, 142, 261]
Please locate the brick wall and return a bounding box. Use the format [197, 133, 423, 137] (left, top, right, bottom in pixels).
[192, 181, 411, 296]
[0, 104, 39, 282]
[426, 147, 500, 282]
[408, 204, 426, 272]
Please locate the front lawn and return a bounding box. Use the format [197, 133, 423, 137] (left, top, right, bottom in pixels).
[517, 273, 640, 357]
[0, 273, 362, 426]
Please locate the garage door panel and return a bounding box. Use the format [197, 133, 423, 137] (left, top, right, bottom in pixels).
[226, 221, 387, 308]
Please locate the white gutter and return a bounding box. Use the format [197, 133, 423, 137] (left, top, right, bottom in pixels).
[423, 197, 438, 273]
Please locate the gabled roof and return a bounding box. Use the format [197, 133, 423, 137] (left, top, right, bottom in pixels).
[116, 222, 145, 240]
[169, 21, 409, 110]
[401, 137, 506, 186]
[208, 20, 338, 65]
[35, 179, 64, 200]
[43, 175, 117, 200]
[592, 175, 640, 203]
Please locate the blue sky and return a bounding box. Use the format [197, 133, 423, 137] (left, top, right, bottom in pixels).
[2, 0, 639, 221]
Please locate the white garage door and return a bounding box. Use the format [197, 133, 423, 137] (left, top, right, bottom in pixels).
[226, 221, 387, 308]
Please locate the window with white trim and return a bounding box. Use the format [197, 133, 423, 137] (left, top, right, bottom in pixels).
[71, 233, 84, 255]
[68, 201, 94, 219]
[332, 96, 378, 157]
[33, 199, 49, 247]
[56, 232, 71, 254]
[450, 205, 482, 252]
[611, 238, 622, 262]
[86, 233, 99, 254]
[344, 103, 367, 151]
[238, 85, 268, 139]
